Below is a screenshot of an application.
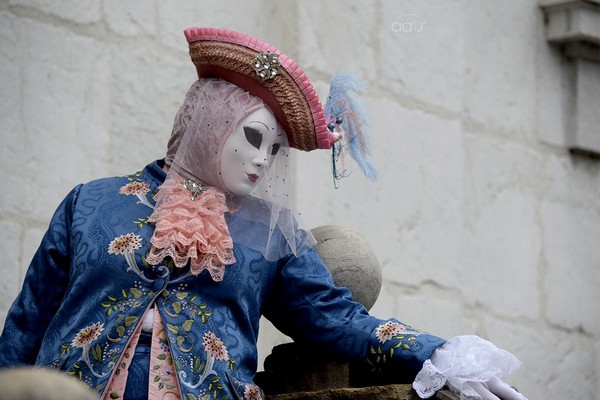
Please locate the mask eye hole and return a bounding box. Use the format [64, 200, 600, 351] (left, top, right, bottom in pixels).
[244, 127, 262, 150]
[271, 143, 281, 156]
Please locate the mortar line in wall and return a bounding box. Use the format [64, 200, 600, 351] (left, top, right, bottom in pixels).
[4, 2, 108, 40]
[461, 119, 588, 162]
[384, 279, 465, 300]
[534, 184, 550, 327]
[533, 6, 542, 151]
[3, 3, 187, 61]
[384, 277, 594, 338]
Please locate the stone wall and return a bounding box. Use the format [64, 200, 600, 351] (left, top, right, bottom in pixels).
[0, 1, 598, 399]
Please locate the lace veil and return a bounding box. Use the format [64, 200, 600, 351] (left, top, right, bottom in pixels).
[147, 78, 315, 279]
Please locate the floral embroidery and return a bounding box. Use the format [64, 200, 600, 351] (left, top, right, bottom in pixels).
[66, 322, 114, 379]
[375, 321, 407, 343]
[368, 321, 421, 374]
[108, 233, 142, 255]
[178, 331, 229, 389]
[203, 331, 229, 362]
[119, 181, 154, 209]
[71, 322, 104, 348]
[227, 376, 263, 400]
[243, 384, 263, 400]
[374, 321, 420, 346]
[108, 233, 145, 279]
[108, 233, 169, 283]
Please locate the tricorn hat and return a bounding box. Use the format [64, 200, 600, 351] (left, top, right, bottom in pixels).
[184, 27, 331, 152]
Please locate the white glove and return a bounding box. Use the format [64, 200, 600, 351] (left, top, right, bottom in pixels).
[413, 335, 527, 400]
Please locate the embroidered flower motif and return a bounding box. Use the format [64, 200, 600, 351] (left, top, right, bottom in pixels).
[119, 181, 154, 209]
[180, 331, 229, 390]
[119, 181, 150, 196]
[108, 233, 142, 255]
[108, 233, 154, 282]
[202, 331, 229, 362]
[71, 322, 104, 348]
[375, 321, 406, 343]
[244, 384, 263, 400]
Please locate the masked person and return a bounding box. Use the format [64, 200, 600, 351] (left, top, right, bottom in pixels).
[0, 28, 527, 400]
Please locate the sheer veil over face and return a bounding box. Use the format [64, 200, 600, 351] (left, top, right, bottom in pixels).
[152, 78, 315, 269]
[165, 78, 265, 188]
[219, 107, 284, 196]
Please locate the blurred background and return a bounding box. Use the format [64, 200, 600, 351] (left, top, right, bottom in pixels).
[0, 1, 598, 399]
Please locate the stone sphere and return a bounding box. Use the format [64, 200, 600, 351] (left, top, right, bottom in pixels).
[0, 367, 97, 400]
[311, 225, 382, 310]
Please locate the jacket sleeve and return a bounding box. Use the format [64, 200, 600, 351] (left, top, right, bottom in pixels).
[262, 248, 446, 381]
[0, 185, 81, 367]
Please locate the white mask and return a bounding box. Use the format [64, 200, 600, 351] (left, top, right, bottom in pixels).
[219, 107, 284, 195]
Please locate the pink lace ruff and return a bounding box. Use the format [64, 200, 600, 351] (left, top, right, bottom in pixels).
[147, 177, 235, 281]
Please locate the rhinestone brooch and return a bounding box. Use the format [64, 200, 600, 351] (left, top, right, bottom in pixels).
[253, 51, 280, 81]
[182, 179, 205, 201]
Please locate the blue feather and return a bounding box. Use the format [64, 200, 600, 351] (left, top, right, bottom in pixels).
[325, 73, 377, 182]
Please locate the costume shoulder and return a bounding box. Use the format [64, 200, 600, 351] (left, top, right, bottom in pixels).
[74, 161, 166, 204]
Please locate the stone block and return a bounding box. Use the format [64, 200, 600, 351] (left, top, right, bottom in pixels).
[103, 0, 157, 37]
[7, 0, 101, 24]
[258, 343, 349, 394]
[266, 384, 421, 400]
[464, 131, 548, 219]
[485, 317, 596, 400]
[1, 16, 111, 221]
[543, 152, 600, 208]
[0, 221, 22, 326]
[540, 0, 600, 45]
[541, 200, 600, 335]
[108, 43, 190, 174]
[379, 0, 465, 111]
[461, 189, 541, 319]
[157, 0, 284, 52]
[572, 59, 600, 154]
[296, 1, 377, 80]
[462, 0, 538, 138]
[596, 339, 600, 399]
[384, 285, 479, 340]
[537, 42, 572, 148]
[0, 12, 26, 223]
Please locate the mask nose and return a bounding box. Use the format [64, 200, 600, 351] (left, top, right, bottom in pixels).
[252, 149, 270, 168]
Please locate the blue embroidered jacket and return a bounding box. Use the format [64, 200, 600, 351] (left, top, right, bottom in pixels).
[0, 160, 445, 399]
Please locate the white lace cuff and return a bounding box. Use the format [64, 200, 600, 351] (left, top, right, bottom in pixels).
[413, 335, 522, 400]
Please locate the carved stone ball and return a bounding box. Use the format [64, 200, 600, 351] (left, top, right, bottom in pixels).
[311, 225, 382, 310]
[0, 367, 97, 400]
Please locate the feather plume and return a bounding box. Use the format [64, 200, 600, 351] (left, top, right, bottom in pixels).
[324, 73, 377, 182]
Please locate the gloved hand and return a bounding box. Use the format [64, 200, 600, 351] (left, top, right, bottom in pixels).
[413, 335, 527, 400]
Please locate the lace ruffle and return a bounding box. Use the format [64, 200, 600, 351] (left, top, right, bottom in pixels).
[412, 359, 446, 398]
[413, 335, 522, 400]
[147, 176, 235, 281]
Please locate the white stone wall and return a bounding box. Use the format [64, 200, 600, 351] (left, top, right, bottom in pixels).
[0, 1, 598, 399]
